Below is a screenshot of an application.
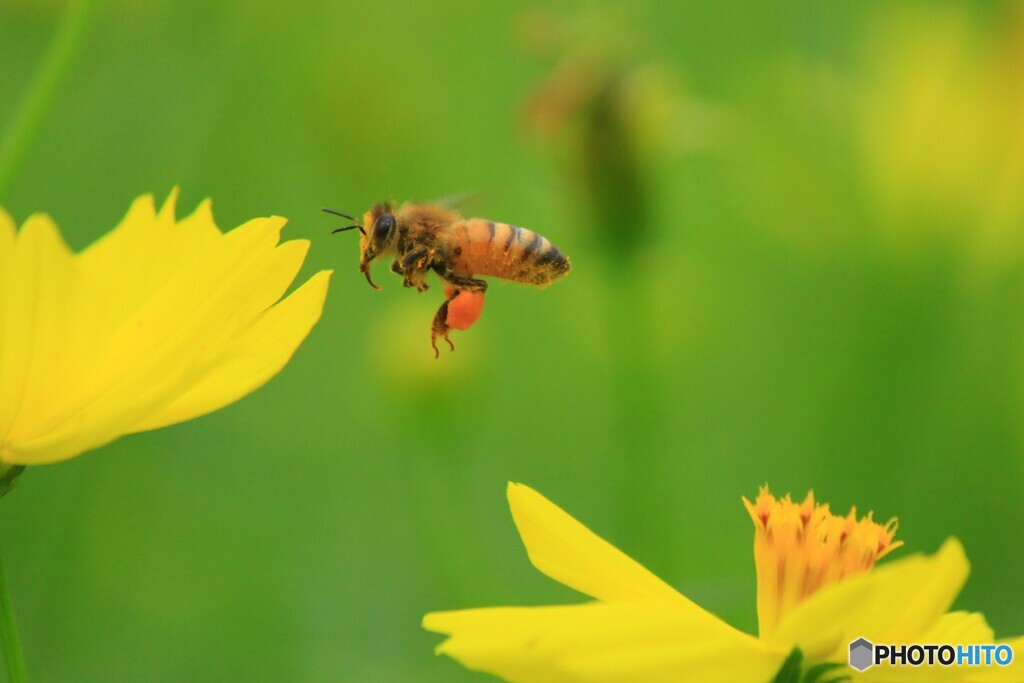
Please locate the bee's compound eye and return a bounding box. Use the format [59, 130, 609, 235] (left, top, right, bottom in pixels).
[374, 214, 396, 240]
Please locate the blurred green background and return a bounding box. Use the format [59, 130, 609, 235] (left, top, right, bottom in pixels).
[2, 0, 1023, 680]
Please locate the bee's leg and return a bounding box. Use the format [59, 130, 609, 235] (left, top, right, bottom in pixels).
[430, 293, 457, 359]
[401, 246, 430, 270]
[393, 261, 426, 290]
[429, 271, 488, 358]
[438, 270, 488, 293]
[399, 246, 432, 291]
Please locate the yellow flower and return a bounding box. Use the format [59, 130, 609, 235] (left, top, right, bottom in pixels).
[424, 483, 1024, 682]
[0, 190, 330, 467]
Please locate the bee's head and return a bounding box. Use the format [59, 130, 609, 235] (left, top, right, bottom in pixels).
[325, 202, 398, 290]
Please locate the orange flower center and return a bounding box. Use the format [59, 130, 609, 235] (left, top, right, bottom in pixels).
[743, 487, 901, 639]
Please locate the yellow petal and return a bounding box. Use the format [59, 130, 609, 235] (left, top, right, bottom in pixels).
[5, 352, 212, 464]
[9, 216, 290, 462]
[920, 612, 995, 643]
[130, 269, 331, 431]
[425, 602, 785, 683]
[0, 207, 13, 244]
[0, 214, 25, 444]
[771, 538, 968, 661]
[0, 215, 78, 459]
[1, 192, 329, 465]
[507, 482, 690, 605]
[78, 193, 221, 331]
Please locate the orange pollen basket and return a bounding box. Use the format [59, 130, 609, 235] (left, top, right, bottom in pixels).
[742, 486, 902, 639]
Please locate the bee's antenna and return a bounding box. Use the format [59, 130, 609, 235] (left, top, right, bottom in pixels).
[331, 225, 365, 235]
[323, 208, 366, 236]
[322, 207, 356, 220]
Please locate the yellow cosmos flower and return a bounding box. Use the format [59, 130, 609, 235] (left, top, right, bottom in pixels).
[0, 190, 330, 469]
[424, 483, 1024, 682]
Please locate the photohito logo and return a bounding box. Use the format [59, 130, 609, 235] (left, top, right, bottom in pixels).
[849, 637, 1014, 672]
[849, 638, 873, 671]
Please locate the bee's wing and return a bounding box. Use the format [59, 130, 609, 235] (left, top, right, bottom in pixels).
[429, 191, 479, 212]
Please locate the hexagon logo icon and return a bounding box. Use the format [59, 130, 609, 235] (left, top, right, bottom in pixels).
[849, 638, 874, 671]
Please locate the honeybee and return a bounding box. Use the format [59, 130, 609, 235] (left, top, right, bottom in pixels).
[325, 201, 571, 356]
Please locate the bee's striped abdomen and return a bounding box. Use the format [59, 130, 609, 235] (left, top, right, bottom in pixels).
[450, 219, 571, 287]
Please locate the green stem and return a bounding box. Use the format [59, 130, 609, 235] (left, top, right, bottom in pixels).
[0, 550, 27, 683]
[0, 0, 99, 203]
